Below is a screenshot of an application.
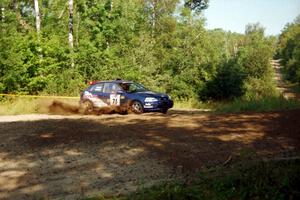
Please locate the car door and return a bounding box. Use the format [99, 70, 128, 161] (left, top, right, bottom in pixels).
[103, 82, 122, 106]
[89, 83, 108, 107]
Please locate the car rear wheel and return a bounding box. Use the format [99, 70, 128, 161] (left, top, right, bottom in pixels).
[131, 101, 144, 114]
[81, 101, 94, 114]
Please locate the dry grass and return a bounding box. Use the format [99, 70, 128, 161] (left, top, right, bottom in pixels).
[0, 96, 79, 115]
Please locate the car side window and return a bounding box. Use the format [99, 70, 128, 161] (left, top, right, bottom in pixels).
[90, 83, 104, 92]
[103, 83, 120, 93]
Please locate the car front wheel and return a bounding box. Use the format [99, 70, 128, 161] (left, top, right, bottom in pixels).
[131, 101, 144, 114]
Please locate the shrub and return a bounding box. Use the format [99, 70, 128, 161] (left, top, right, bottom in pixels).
[242, 77, 278, 101]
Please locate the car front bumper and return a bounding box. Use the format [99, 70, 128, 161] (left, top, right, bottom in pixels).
[143, 100, 174, 111]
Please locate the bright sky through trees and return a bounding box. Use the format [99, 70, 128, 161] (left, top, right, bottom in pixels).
[203, 0, 300, 35]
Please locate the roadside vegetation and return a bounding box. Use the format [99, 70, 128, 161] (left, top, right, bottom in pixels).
[1, 94, 299, 115]
[0, 96, 79, 115]
[1, 1, 299, 115]
[277, 15, 300, 87]
[215, 96, 300, 113]
[0, 97, 39, 115]
[0, 0, 280, 104]
[86, 159, 300, 200]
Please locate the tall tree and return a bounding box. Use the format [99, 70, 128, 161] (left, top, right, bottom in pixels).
[34, 0, 41, 34]
[69, 0, 74, 67]
[150, 0, 157, 35]
[68, 0, 74, 49]
[1, 6, 4, 22]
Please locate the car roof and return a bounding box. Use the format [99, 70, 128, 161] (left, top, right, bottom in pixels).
[92, 80, 134, 85]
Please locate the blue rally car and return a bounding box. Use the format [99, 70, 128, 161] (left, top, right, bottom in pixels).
[80, 80, 173, 114]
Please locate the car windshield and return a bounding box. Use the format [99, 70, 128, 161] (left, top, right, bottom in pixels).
[119, 82, 147, 93]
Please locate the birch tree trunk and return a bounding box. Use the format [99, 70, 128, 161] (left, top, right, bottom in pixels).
[75, 11, 80, 46]
[151, 0, 157, 37]
[68, 0, 74, 49]
[150, 0, 157, 37]
[106, 0, 113, 49]
[1, 7, 4, 22]
[69, 0, 74, 67]
[34, 0, 41, 34]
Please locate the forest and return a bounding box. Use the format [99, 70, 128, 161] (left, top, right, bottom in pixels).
[0, 0, 299, 103]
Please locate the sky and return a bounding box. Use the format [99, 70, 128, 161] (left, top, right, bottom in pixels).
[203, 0, 300, 35]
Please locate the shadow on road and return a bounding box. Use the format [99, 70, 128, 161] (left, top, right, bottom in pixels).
[0, 109, 300, 199]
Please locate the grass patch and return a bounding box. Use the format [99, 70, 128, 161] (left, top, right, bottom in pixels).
[0, 96, 79, 115]
[174, 98, 207, 109]
[0, 96, 40, 115]
[173, 98, 216, 111]
[1, 95, 299, 115]
[86, 159, 300, 200]
[215, 96, 300, 114]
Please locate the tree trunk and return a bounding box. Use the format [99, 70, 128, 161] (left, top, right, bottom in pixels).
[34, 0, 41, 34]
[1, 7, 4, 22]
[151, 0, 157, 36]
[76, 11, 80, 47]
[69, 0, 74, 67]
[69, 0, 74, 49]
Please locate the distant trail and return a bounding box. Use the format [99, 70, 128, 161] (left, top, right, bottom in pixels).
[271, 60, 300, 100]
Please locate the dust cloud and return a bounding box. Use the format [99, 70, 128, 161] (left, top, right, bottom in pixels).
[48, 100, 80, 114]
[43, 100, 130, 115]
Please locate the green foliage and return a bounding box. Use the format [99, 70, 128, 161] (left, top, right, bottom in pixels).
[201, 24, 276, 101]
[242, 77, 278, 101]
[125, 160, 300, 200]
[237, 24, 276, 100]
[216, 96, 300, 114]
[202, 61, 246, 100]
[277, 16, 300, 84]
[0, 1, 278, 103]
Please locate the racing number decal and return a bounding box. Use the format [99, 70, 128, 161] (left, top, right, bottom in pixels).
[110, 94, 120, 106]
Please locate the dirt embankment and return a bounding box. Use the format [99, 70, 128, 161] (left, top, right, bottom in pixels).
[0, 108, 300, 199]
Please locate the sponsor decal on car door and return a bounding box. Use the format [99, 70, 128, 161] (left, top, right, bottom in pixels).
[86, 83, 108, 107]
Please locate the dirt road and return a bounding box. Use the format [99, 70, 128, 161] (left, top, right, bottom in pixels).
[272, 59, 300, 100]
[1, 109, 300, 199]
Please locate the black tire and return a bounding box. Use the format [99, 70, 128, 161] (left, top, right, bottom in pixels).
[81, 101, 94, 114]
[131, 101, 144, 114]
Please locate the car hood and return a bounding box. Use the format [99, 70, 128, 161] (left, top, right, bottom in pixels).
[135, 91, 168, 98]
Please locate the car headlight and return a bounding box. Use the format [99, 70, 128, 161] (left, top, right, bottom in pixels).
[168, 95, 172, 100]
[145, 97, 158, 102]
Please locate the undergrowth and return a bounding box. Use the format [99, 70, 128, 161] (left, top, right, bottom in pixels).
[1, 95, 299, 115]
[216, 96, 300, 113]
[86, 159, 300, 200]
